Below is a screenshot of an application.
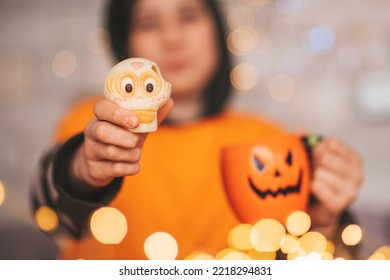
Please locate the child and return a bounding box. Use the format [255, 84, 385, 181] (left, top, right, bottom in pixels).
[31, 0, 363, 259]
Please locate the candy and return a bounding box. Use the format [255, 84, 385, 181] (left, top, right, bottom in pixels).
[104, 57, 171, 133]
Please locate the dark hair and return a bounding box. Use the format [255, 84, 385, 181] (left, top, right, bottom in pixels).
[106, 0, 232, 117]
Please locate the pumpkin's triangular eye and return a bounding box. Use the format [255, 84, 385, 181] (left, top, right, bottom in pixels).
[286, 150, 293, 166]
[253, 157, 264, 172]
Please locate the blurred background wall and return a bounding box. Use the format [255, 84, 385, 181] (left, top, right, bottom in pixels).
[0, 0, 389, 259]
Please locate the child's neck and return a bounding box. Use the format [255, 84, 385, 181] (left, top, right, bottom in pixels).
[167, 94, 203, 124]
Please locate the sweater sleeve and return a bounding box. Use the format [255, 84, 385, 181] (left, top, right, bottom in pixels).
[30, 132, 123, 241]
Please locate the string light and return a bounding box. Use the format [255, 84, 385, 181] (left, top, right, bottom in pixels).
[227, 223, 253, 251]
[34, 206, 59, 233]
[285, 211, 311, 236]
[341, 224, 363, 246]
[144, 232, 178, 260]
[250, 218, 286, 252]
[90, 207, 128, 245]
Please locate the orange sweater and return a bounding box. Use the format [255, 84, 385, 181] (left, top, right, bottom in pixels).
[54, 97, 285, 260]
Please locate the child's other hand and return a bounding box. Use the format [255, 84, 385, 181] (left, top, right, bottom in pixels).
[72, 98, 174, 187]
[308, 138, 364, 227]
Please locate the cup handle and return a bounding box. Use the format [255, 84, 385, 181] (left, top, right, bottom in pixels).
[300, 134, 323, 205]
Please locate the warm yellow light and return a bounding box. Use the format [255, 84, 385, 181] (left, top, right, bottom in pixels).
[322, 251, 334, 260]
[326, 240, 335, 254]
[144, 232, 178, 260]
[280, 234, 299, 254]
[373, 246, 390, 259]
[221, 251, 251, 260]
[215, 248, 237, 260]
[34, 206, 59, 233]
[368, 252, 386, 260]
[52, 50, 77, 78]
[298, 231, 327, 254]
[0, 181, 5, 206]
[227, 223, 253, 251]
[268, 74, 295, 102]
[90, 207, 127, 245]
[341, 224, 363, 246]
[287, 248, 306, 260]
[247, 249, 276, 260]
[285, 211, 311, 236]
[184, 251, 215, 260]
[230, 64, 258, 91]
[250, 218, 286, 252]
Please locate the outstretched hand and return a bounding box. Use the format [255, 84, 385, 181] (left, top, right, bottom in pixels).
[71, 98, 174, 187]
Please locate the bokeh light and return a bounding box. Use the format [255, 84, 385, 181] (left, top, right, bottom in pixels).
[0, 180, 5, 206]
[227, 26, 258, 56]
[298, 231, 327, 255]
[322, 251, 334, 260]
[337, 46, 361, 71]
[376, 246, 390, 259]
[368, 245, 390, 260]
[341, 224, 363, 246]
[52, 50, 77, 78]
[303, 24, 336, 54]
[216, 248, 237, 260]
[185, 251, 215, 260]
[295, 251, 322, 260]
[268, 74, 295, 101]
[280, 234, 299, 254]
[286, 211, 311, 236]
[144, 232, 178, 260]
[231, 63, 258, 91]
[276, 0, 304, 15]
[247, 249, 276, 260]
[326, 240, 336, 255]
[287, 248, 306, 260]
[90, 207, 127, 245]
[86, 27, 111, 54]
[227, 223, 253, 251]
[250, 218, 286, 252]
[34, 206, 59, 233]
[227, 7, 254, 29]
[221, 251, 251, 260]
[368, 252, 386, 260]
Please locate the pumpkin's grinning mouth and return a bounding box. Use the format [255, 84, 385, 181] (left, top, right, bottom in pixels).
[248, 169, 303, 199]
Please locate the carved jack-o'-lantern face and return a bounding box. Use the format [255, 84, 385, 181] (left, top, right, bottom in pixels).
[221, 134, 311, 224]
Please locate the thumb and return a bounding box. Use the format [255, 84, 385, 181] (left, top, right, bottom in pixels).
[157, 98, 174, 124]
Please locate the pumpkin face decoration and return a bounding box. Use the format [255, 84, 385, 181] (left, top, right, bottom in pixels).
[221, 134, 311, 224]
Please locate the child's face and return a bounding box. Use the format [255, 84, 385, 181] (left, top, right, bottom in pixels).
[128, 0, 219, 99]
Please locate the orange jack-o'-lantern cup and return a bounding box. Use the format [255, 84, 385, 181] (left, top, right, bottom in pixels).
[221, 134, 312, 225]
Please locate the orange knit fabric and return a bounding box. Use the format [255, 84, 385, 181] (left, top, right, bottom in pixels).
[54, 97, 286, 260]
